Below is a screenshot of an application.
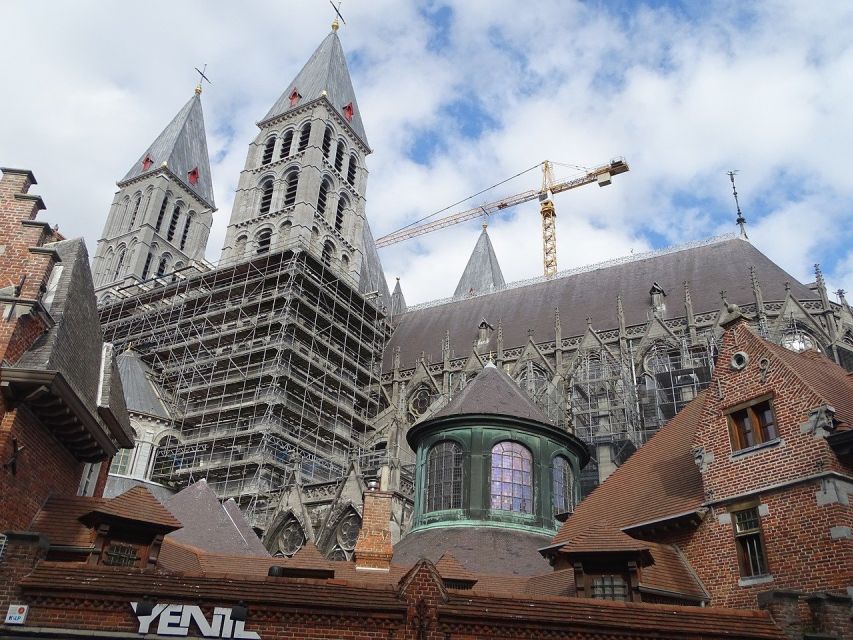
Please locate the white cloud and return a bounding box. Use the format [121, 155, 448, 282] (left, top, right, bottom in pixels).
[0, 0, 851, 306]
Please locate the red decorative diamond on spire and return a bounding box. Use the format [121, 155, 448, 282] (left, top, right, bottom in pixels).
[142, 155, 153, 171]
[342, 102, 354, 122]
[289, 90, 302, 107]
[188, 167, 199, 186]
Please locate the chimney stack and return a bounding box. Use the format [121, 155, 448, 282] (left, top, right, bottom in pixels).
[354, 485, 394, 573]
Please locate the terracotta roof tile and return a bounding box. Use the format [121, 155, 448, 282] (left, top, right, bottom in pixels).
[89, 485, 182, 530]
[29, 496, 104, 548]
[288, 542, 333, 570]
[558, 520, 651, 554]
[435, 553, 477, 583]
[640, 543, 708, 600]
[525, 568, 576, 597]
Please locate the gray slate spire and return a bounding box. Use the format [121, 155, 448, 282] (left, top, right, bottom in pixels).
[120, 93, 215, 208]
[454, 226, 506, 298]
[391, 278, 407, 317]
[261, 31, 368, 148]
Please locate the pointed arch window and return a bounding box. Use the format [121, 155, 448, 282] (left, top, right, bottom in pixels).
[156, 194, 170, 232]
[426, 441, 463, 512]
[166, 205, 181, 241]
[298, 122, 311, 152]
[127, 194, 142, 231]
[277, 516, 305, 557]
[321, 240, 335, 266]
[334, 195, 348, 232]
[346, 155, 357, 186]
[259, 179, 274, 215]
[141, 252, 153, 280]
[262, 137, 276, 165]
[490, 441, 533, 513]
[179, 214, 193, 250]
[552, 455, 574, 516]
[334, 142, 345, 172]
[322, 127, 333, 158]
[280, 130, 294, 160]
[283, 170, 299, 207]
[156, 256, 169, 277]
[113, 249, 126, 280]
[257, 229, 272, 255]
[317, 178, 331, 216]
[517, 362, 549, 399]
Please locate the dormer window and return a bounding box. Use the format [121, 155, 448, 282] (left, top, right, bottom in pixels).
[649, 282, 666, 314]
[142, 155, 153, 171]
[726, 395, 778, 451]
[187, 167, 199, 185]
[342, 102, 354, 122]
[289, 89, 302, 106]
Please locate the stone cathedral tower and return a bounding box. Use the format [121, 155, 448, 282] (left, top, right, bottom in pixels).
[220, 26, 384, 297]
[91, 90, 215, 297]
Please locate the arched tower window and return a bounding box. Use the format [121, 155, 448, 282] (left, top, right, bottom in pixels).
[156, 255, 169, 277]
[425, 441, 463, 512]
[235, 235, 248, 257]
[346, 154, 357, 186]
[259, 179, 274, 215]
[322, 127, 333, 158]
[261, 136, 276, 165]
[141, 252, 153, 280]
[155, 194, 170, 231]
[166, 205, 181, 241]
[335, 195, 348, 232]
[317, 178, 331, 216]
[490, 441, 533, 513]
[321, 240, 335, 266]
[257, 229, 272, 255]
[179, 213, 193, 250]
[552, 455, 574, 516]
[341, 254, 349, 269]
[280, 129, 294, 160]
[113, 248, 126, 280]
[334, 141, 346, 172]
[297, 122, 311, 152]
[283, 170, 299, 207]
[127, 194, 142, 231]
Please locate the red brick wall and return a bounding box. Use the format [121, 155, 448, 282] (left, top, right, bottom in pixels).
[0, 533, 48, 613]
[354, 490, 394, 571]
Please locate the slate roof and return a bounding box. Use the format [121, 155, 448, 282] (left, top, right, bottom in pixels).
[385, 237, 816, 371]
[430, 362, 554, 424]
[358, 219, 392, 309]
[116, 350, 170, 419]
[164, 480, 270, 557]
[262, 31, 368, 148]
[453, 227, 506, 298]
[390, 278, 407, 317]
[392, 526, 554, 576]
[120, 93, 215, 208]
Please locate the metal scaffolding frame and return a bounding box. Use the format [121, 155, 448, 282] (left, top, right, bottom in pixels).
[99, 238, 391, 529]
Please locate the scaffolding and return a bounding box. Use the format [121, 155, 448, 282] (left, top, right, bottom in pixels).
[99, 238, 391, 529]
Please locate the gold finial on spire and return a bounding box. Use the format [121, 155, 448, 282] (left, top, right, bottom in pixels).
[330, 0, 346, 32]
[194, 64, 212, 95]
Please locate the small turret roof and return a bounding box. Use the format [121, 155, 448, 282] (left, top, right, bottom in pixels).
[454, 227, 505, 298]
[391, 278, 407, 317]
[263, 31, 368, 148]
[116, 350, 170, 419]
[120, 93, 215, 208]
[431, 362, 552, 425]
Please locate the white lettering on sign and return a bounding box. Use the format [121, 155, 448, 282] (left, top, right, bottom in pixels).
[130, 603, 260, 639]
[5, 604, 28, 625]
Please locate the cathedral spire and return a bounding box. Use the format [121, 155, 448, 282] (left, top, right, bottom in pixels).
[261, 30, 368, 148]
[120, 93, 215, 208]
[454, 225, 506, 298]
[390, 278, 407, 318]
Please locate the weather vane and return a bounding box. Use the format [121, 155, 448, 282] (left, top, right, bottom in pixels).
[330, 1, 346, 31]
[194, 64, 212, 95]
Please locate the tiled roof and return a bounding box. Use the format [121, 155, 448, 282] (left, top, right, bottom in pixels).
[386, 237, 815, 371]
[29, 496, 103, 548]
[552, 391, 707, 547]
[640, 543, 708, 601]
[88, 486, 182, 530]
[288, 542, 333, 571]
[559, 520, 651, 554]
[435, 552, 477, 583]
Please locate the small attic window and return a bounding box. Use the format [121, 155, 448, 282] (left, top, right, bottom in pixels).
[142, 155, 153, 171]
[342, 102, 354, 122]
[188, 167, 199, 185]
[289, 90, 302, 106]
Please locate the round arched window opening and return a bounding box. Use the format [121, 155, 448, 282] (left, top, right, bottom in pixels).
[781, 329, 820, 353]
[490, 441, 533, 514]
[336, 511, 361, 551]
[278, 517, 305, 557]
[425, 441, 463, 512]
[409, 385, 436, 419]
[552, 455, 574, 516]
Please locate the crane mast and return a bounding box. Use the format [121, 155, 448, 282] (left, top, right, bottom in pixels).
[375, 158, 629, 276]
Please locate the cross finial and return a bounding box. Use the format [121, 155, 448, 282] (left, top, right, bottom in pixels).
[727, 170, 748, 240]
[194, 64, 212, 95]
[330, 1, 346, 31]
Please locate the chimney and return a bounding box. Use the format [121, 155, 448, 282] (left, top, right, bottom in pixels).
[354, 482, 394, 573]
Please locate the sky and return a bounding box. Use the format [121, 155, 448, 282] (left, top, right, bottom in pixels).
[1, 0, 852, 306]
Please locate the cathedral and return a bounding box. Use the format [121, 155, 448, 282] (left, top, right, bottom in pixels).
[89, 23, 853, 563]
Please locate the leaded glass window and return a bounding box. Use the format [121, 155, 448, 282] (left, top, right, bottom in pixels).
[103, 543, 139, 567]
[425, 441, 463, 512]
[277, 517, 305, 557]
[591, 574, 628, 601]
[552, 455, 574, 515]
[490, 441, 533, 513]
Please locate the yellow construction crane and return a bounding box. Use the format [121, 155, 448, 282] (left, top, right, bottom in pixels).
[375, 158, 629, 276]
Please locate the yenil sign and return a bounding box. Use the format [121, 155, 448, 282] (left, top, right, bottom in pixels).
[131, 602, 260, 639]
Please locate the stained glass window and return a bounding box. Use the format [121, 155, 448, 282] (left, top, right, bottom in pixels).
[490, 441, 533, 513]
[552, 455, 574, 515]
[425, 441, 463, 512]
